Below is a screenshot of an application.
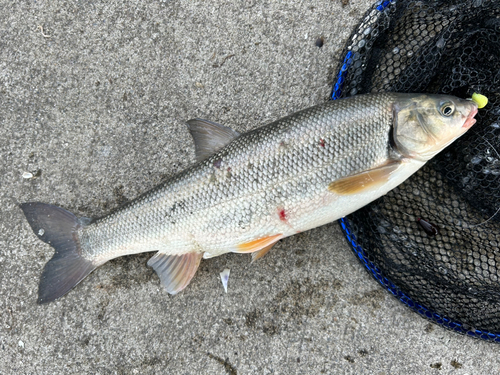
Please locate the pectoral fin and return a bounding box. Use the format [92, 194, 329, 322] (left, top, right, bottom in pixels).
[147, 252, 202, 295]
[328, 161, 402, 195]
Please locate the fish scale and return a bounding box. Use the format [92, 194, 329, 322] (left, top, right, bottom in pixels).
[20, 92, 477, 303]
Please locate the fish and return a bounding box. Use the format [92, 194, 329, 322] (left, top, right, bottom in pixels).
[20, 92, 478, 304]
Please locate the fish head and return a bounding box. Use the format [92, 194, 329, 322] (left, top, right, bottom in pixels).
[392, 94, 478, 161]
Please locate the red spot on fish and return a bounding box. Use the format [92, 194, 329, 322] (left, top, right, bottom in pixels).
[213, 158, 222, 168]
[319, 139, 325, 147]
[278, 208, 287, 222]
[417, 218, 439, 236]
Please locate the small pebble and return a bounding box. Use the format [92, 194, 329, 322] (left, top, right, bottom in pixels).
[22, 172, 33, 179]
[417, 218, 439, 236]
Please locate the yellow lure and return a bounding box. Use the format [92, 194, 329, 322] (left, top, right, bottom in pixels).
[472, 92, 488, 109]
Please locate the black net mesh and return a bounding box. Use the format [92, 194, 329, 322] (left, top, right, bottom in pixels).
[332, 0, 500, 340]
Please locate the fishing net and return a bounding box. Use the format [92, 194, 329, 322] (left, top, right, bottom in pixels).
[332, 0, 500, 341]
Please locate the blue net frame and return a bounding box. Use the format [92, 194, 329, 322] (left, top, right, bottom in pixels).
[331, 0, 500, 342]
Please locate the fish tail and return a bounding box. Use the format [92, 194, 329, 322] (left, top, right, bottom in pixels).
[20, 202, 96, 304]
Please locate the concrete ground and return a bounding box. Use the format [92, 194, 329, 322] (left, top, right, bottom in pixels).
[1, 0, 499, 374]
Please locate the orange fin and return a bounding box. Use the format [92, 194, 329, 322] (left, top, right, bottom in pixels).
[234, 234, 283, 254]
[328, 161, 402, 195]
[251, 242, 278, 262]
[147, 252, 202, 295]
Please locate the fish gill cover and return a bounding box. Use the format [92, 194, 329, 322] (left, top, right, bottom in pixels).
[333, 0, 500, 341]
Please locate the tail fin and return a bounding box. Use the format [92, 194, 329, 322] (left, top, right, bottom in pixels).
[20, 202, 96, 304]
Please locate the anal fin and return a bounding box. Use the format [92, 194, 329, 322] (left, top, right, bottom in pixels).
[147, 252, 202, 295]
[328, 161, 402, 195]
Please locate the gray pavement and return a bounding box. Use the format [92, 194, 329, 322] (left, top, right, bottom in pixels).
[1, 0, 499, 374]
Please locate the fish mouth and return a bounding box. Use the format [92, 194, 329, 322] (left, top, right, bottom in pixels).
[462, 107, 478, 129]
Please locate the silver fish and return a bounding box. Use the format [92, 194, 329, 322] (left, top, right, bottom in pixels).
[21, 93, 478, 303]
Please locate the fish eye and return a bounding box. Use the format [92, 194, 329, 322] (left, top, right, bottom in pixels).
[440, 102, 455, 117]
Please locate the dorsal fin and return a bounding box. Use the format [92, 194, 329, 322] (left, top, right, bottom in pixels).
[186, 118, 240, 162]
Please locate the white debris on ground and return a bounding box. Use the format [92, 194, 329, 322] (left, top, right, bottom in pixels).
[220, 269, 230, 293]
